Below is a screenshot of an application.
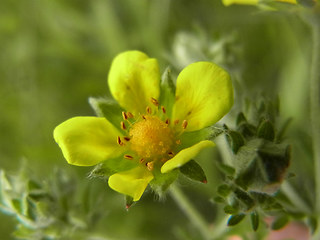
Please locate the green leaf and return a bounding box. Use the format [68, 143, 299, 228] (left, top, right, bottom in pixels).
[216, 162, 235, 176]
[224, 205, 238, 214]
[257, 119, 275, 141]
[226, 131, 245, 154]
[217, 184, 231, 197]
[271, 215, 289, 230]
[88, 97, 124, 131]
[213, 196, 225, 203]
[250, 211, 259, 231]
[227, 213, 246, 226]
[233, 188, 255, 211]
[180, 160, 207, 183]
[237, 123, 256, 138]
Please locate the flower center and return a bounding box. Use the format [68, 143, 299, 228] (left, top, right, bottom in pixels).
[129, 116, 174, 159]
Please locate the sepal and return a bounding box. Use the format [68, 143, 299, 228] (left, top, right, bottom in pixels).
[180, 160, 207, 183]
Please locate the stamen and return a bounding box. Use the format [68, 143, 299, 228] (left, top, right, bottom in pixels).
[127, 112, 134, 119]
[151, 98, 159, 106]
[174, 119, 180, 125]
[146, 162, 154, 171]
[165, 119, 170, 125]
[124, 136, 131, 141]
[117, 136, 123, 146]
[176, 139, 181, 145]
[122, 111, 128, 120]
[161, 106, 166, 114]
[124, 154, 134, 160]
[182, 120, 188, 129]
[121, 121, 126, 130]
[168, 151, 175, 158]
[146, 106, 152, 114]
[142, 115, 146, 120]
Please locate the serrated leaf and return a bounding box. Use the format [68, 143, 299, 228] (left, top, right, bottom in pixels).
[271, 215, 289, 230]
[88, 97, 124, 131]
[257, 120, 275, 141]
[180, 160, 207, 183]
[227, 213, 246, 226]
[226, 131, 245, 154]
[250, 211, 259, 231]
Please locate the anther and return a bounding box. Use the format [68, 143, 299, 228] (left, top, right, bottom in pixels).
[168, 151, 175, 158]
[176, 139, 181, 145]
[151, 98, 159, 106]
[117, 136, 123, 146]
[139, 158, 145, 164]
[146, 162, 154, 171]
[122, 111, 128, 120]
[174, 119, 180, 125]
[124, 136, 131, 141]
[161, 106, 166, 114]
[182, 120, 188, 129]
[121, 121, 126, 130]
[124, 154, 134, 160]
[146, 106, 152, 114]
[142, 115, 146, 120]
[165, 119, 170, 125]
[127, 112, 134, 118]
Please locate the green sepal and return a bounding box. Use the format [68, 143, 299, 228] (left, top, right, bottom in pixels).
[271, 215, 289, 230]
[226, 130, 245, 154]
[88, 155, 139, 179]
[178, 127, 211, 151]
[125, 195, 135, 210]
[149, 168, 179, 197]
[180, 160, 207, 183]
[227, 213, 246, 226]
[250, 211, 259, 231]
[159, 67, 175, 117]
[308, 216, 318, 234]
[236, 112, 247, 126]
[88, 97, 124, 132]
[257, 119, 275, 141]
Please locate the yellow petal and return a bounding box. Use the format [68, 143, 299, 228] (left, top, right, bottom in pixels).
[161, 140, 215, 173]
[108, 50, 160, 114]
[222, 0, 258, 6]
[172, 62, 233, 132]
[53, 117, 124, 166]
[108, 166, 154, 201]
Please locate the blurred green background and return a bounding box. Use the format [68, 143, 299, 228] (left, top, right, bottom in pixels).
[0, 0, 314, 239]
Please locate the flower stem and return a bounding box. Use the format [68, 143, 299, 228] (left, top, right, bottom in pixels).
[301, 8, 320, 240]
[170, 184, 212, 240]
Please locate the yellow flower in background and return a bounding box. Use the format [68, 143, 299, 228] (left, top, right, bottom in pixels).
[53, 51, 233, 201]
[222, 0, 297, 6]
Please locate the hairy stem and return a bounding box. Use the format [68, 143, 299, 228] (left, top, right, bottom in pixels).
[170, 184, 212, 240]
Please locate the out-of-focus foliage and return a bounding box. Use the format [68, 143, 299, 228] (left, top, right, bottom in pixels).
[0, 0, 318, 239]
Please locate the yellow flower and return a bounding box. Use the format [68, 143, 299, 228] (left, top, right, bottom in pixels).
[222, 0, 297, 6]
[53, 51, 233, 201]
